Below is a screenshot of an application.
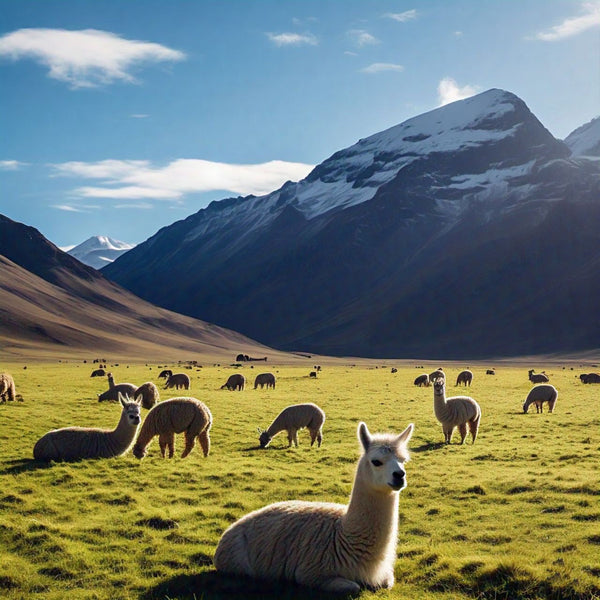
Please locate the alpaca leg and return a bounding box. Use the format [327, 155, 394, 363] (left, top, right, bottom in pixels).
[158, 434, 169, 458]
[167, 433, 175, 458]
[198, 430, 210, 457]
[443, 426, 453, 444]
[469, 418, 479, 443]
[458, 422, 468, 444]
[287, 430, 294, 447]
[293, 430, 300, 447]
[181, 432, 196, 458]
[320, 577, 361, 595]
[316, 430, 323, 447]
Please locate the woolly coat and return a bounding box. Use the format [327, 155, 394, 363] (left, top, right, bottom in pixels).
[0, 373, 16, 402]
[164, 373, 191, 390]
[455, 370, 473, 386]
[135, 381, 160, 410]
[254, 373, 276, 389]
[259, 403, 325, 448]
[523, 384, 558, 413]
[221, 373, 245, 391]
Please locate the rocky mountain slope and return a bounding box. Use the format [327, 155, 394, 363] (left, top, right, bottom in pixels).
[103, 90, 600, 358]
[67, 236, 135, 270]
[0, 214, 275, 361]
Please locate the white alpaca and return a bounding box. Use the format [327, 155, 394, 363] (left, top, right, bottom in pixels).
[214, 421, 414, 594]
[433, 377, 481, 444]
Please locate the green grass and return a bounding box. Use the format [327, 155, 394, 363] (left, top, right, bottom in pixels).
[1, 361, 599, 599]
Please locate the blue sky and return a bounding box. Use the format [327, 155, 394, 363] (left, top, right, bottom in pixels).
[1, 0, 598, 248]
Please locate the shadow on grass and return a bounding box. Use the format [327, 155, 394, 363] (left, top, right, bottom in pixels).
[0, 458, 54, 475]
[412, 441, 446, 453]
[142, 570, 357, 600]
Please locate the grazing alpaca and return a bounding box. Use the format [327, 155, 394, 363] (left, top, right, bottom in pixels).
[214, 421, 414, 593]
[33, 393, 141, 461]
[132, 397, 212, 459]
[134, 381, 160, 410]
[429, 368, 444, 381]
[414, 373, 430, 387]
[254, 372, 276, 389]
[432, 378, 481, 444]
[90, 368, 106, 377]
[455, 370, 473, 386]
[164, 373, 191, 390]
[97, 372, 137, 402]
[579, 373, 600, 384]
[221, 373, 245, 391]
[522, 384, 558, 414]
[0, 373, 16, 402]
[258, 403, 325, 448]
[528, 369, 549, 384]
[158, 369, 173, 379]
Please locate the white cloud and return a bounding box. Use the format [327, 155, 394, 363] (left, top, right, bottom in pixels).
[0, 28, 185, 88]
[437, 77, 479, 106]
[347, 29, 380, 47]
[266, 32, 318, 46]
[361, 62, 404, 74]
[0, 160, 28, 170]
[52, 204, 86, 212]
[384, 10, 417, 22]
[533, 1, 600, 41]
[130, 114, 149, 119]
[52, 158, 315, 200]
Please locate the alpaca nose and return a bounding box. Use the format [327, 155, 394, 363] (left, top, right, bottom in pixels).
[391, 470, 406, 489]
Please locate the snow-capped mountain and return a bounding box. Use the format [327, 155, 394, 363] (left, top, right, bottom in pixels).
[68, 236, 135, 270]
[104, 89, 600, 358]
[564, 116, 600, 157]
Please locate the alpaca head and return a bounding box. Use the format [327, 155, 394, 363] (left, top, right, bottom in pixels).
[258, 428, 272, 448]
[119, 393, 141, 426]
[357, 422, 414, 494]
[433, 377, 445, 395]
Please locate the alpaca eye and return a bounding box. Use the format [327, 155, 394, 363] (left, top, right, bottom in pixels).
[371, 459, 382, 467]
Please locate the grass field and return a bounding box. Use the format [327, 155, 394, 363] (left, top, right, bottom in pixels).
[0, 360, 599, 600]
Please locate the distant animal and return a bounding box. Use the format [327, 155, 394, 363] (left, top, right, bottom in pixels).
[414, 374, 430, 387]
[164, 373, 191, 390]
[0, 373, 16, 403]
[429, 368, 444, 381]
[486, 369, 495, 375]
[258, 403, 325, 448]
[432, 378, 481, 444]
[134, 381, 160, 410]
[579, 373, 600, 384]
[221, 373, 245, 391]
[528, 369, 549, 384]
[132, 397, 212, 459]
[214, 421, 414, 593]
[309, 371, 317, 378]
[391, 368, 398, 374]
[455, 370, 473, 386]
[158, 369, 173, 379]
[236, 354, 268, 362]
[522, 384, 558, 414]
[34, 393, 141, 461]
[97, 373, 137, 402]
[90, 369, 106, 377]
[254, 373, 276, 389]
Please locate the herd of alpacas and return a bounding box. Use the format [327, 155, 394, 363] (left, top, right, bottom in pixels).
[0, 362, 593, 593]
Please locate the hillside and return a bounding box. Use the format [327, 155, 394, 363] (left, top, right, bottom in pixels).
[103, 89, 600, 359]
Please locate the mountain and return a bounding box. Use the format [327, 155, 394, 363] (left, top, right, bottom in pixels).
[67, 236, 135, 270]
[0, 214, 280, 361]
[564, 116, 600, 157]
[103, 89, 600, 359]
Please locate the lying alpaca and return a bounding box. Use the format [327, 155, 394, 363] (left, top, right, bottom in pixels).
[433, 378, 481, 444]
[34, 393, 141, 461]
[132, 397, 212, 459]
[214, 421, 414, 593]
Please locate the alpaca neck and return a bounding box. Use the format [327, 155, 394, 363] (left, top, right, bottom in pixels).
[342, 475, 399, 556]
[433, 389, 449, 419]
[107, 410, 138, 453]
[108, 376, 115, 389]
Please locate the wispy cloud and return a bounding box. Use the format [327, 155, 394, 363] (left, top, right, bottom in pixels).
[0, 160, 28, 170]
[437, 77, 479, 106]
[52, 204, 91, 213]
[51, 158, 315, 201]
[532, 1, 600, 41]
[361, 62, 404, 74]
[347, 29, 380, 47]
[266, 32, 318, 46]
[384, 10, 417, 22]
[0, 28, 185, 88]
[130, 114, 149, 119]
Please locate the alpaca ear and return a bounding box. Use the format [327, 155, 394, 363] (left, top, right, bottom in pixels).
[134, 394, 143, 406]
[118, 392, 126, 407]
[358, 422, 371, 452]
[396, 423, 414, 445]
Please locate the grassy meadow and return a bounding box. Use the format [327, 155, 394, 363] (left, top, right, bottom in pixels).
[0, 360, 599, 600]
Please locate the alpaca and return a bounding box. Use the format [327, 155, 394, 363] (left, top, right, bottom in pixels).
[429, 368, 444, 381]
[254, 372, 276, 389]
[580, 373, 600, 384]
[522, 384, 558, 414]
[221, 373, 245, 391]
[414, 373, 430, 387]
[33, 393, 141, 461]
[97, 372, 137, 402]
[132, 397, 212, 459]
[134, 381, 160, 410]
[258, 403, 325, 448]
[528, 369, 549, 384]
[214, 421, 414, 593]
[164, 373, 191, 390]
[0, 373, 16, 402]
[432, 378, 481, 444]
[90, 368, 106, 377]
[158, 369, 173, 379]
[455, 370, 473, 386]
[486, 369, 495, 375]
